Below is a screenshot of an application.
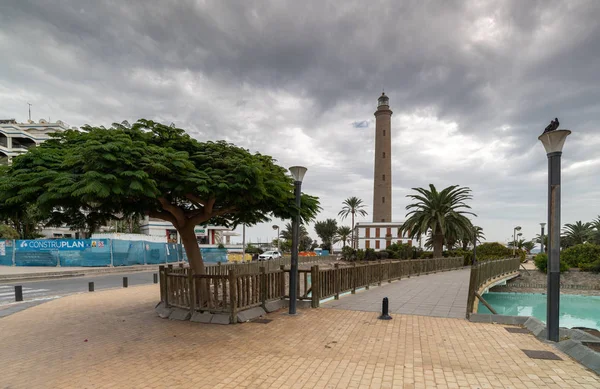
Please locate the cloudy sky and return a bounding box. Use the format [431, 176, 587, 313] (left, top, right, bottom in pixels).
[1, 1, 599, 248]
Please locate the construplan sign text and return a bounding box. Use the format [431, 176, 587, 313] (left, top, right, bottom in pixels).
[17, 239, 107, 252]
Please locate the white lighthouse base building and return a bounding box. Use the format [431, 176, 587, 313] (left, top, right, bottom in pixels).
[353, 222, 413, 250]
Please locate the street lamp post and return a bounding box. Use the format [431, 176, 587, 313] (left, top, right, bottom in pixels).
[540, 223, 546, 254]
[288, 166, 307, 315]
[513, 226, 522, 256]
[539, 128, 571, 342]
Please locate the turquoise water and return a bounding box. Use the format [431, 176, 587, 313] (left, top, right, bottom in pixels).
[478, 292, 600, 330]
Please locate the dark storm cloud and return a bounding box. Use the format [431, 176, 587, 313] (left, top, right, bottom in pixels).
[1, 0, 599, 243]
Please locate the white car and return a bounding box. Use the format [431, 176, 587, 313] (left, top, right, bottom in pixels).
[258, 251, 282, 260]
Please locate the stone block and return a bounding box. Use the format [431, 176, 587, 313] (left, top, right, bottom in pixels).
[490, 315, 517, 325]
[469, 314, 492, 323]
[211, 314, 231, 325]
[524, 317, 545, 337]
[190, 312, 213, 323]
[237, 307, 267, 323]
[168, 308, 191, 321]
[265, 300, 287, 313]
[556, 339, 580, 354]
[570, 329, 600, 342]
[154, 302, 173, 319]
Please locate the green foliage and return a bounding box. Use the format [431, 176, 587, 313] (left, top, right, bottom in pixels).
[0, 120, 320, 272]
[364, 248, 377, 261]
[334, 226, 352, 247]
[0, 224, 19, 239]
[245, 244, 263, 254]
[217, 243, 225, 249]
[356, 249, 365, 261]
[341, 246, 356, 260]
[385, 242, 415, 260]
[401, 184, 476, 257]
[561, 243, 600, 269]
[579, 260, 600, 273]
[280, 223, 314, 252]
[534, 253, 569, 273]
[314, 219, 338, 251]
[562, 221, 593, 247]
[475, 242, 525, 262]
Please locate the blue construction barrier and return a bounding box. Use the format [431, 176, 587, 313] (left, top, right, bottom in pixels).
[0, 239, 186, 267]
[200, 248, 227, 264]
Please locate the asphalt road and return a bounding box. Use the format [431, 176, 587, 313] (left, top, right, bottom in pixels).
[0, 271, 158, 308]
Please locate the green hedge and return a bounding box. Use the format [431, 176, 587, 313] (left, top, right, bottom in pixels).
[534, 253, 569, 273]
[475, 242, 526, 262]
[561, 243, 600, 269]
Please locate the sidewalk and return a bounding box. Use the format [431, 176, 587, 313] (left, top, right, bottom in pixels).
[0, 264, 162, 282]
[0, 285, 597, 388]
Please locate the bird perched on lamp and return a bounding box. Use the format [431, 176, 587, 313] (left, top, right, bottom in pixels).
[543, 118, 560, 133]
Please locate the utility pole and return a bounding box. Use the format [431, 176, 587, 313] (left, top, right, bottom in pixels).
[27, 103, 32, 121]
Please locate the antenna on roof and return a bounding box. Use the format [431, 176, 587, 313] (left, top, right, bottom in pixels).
[27, 102, 32, 121]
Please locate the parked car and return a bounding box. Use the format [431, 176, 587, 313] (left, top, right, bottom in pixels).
[258, 251, 282, 260]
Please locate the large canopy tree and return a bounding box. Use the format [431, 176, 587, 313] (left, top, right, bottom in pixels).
[401, 184, 475, 258]
[314, 218, 338, 252]
[0, 120, 319, 273]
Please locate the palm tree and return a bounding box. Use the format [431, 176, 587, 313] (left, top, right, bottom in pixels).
[401, 184, 476, 258]
[314, 219, 338, 252]
[590, 215, 600, 245]
[461, 225, 485, 250]
[334, 226, 352, 247]
[534, 234, 548, 253]
[562, 221, 593, 247]
[522, 240, 535, 254]
[280, 222, 313, 251]
[338, 197, 368, 249]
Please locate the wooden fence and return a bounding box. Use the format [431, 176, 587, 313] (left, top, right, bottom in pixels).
[205, 255, 324, 275]
[465, 257, 520, 317]
[159, 256, 465, 323]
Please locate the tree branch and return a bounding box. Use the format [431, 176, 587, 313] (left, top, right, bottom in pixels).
[149, 210, 179, 227]
[188, 206, 236, 226]
[158, 197, 185, 226]
[185, 193, 206, 207]
[204, 197, 216, 215]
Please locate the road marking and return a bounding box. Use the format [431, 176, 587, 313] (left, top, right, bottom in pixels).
[0, 288, 49, 297]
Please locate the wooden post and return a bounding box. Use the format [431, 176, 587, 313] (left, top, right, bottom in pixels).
[465, 264, 478, 318]
[229, 270, 237, 324]
[159, 265, 165, 302]
[164, 266, 169, 308]
[279, 265, 286, 298]
[188, 270, 196, 315]
[312, 265, 320, 308]
[365, 264, 370, 290]
[388, 260, 392, 283]
[378, 260, 382, 286]
[334, 264, 340, 300]
[351, 263, 356, 294]
[260, 267, 266, 310]
[217, 261, 222, 275]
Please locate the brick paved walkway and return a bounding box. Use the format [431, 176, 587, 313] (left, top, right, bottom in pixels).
[0, 285, 598, 388]
[323, 268, 470, 319]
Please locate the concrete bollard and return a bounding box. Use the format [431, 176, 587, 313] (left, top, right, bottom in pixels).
[123, 277, 128, 288]
[153, 273, 158, 284]
[14, 285, 23, 302]
[378, 297, 392, 320]
[89, 282, 94, 292]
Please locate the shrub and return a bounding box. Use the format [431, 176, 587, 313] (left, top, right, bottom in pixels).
[534, 253, 569, 273]
[341, 246, 356, 260]
[356, 249, 365, 261]
[475, 242, 525, 262]
[365, 248, 377, 261]
[420, 251, 434, 259]
[376, 251, 389, 260]
[579, 259, 600, 273]
[385, 242, 413, 259]
[0, 224, 19, 239]
[561, 243, 600, 269]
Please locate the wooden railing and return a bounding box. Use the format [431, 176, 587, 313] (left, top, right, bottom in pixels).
[465, 257, 520, 317]
[205, 256, 323, 275]
[160, 257, 466, 322]
[309, 257, 465, 307]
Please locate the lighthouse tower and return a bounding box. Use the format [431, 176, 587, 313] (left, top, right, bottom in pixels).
[372, 92, 393, 222]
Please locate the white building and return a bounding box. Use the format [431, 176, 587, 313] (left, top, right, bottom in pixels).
[140, 217, 240, 249]
[353, 222, 413, 250]
[0, 118, 73, 165]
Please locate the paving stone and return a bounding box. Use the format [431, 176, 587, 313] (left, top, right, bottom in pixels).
[154, 302, 173, 319]
[190, 312, 213, 323]
[210, 313, 231, 325]
[237, 307, 267, 323]
[168, 308, 191, 321]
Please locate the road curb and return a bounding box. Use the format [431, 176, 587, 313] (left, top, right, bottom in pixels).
[0, 265, 162, 283]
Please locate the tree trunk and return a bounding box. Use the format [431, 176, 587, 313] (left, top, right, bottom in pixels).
[433, 232, 444, 258]
[351, 211, 355, 249]
[178, 223, 205, 274]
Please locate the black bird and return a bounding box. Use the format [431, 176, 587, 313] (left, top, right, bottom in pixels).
[543, 118, 560, 133]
